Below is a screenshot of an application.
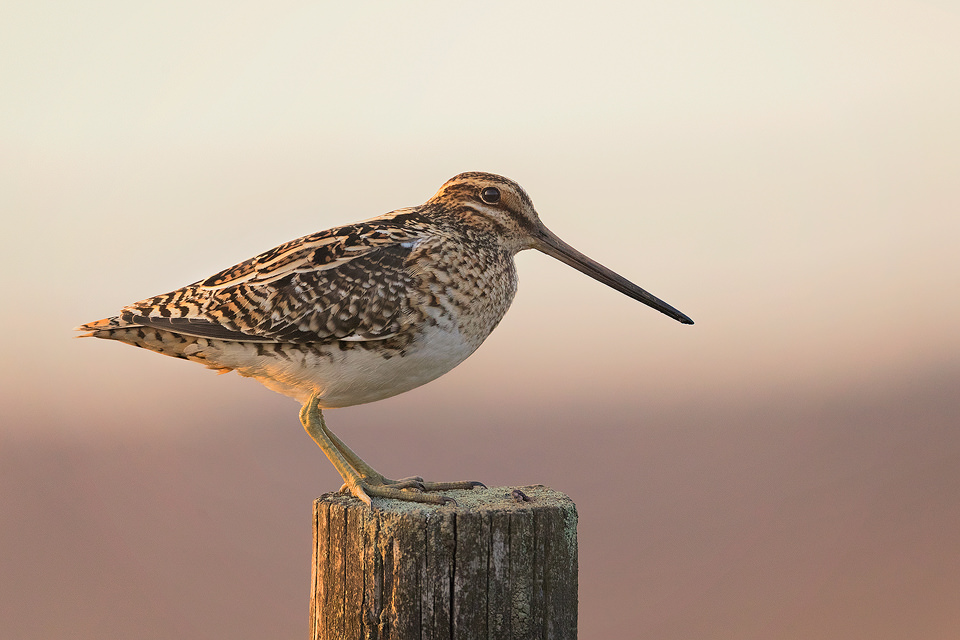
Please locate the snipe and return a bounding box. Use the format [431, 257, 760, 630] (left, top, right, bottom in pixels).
[78, 172, 693, 506]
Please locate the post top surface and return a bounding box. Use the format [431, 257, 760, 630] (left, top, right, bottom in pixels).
[315, 484, 575, 515]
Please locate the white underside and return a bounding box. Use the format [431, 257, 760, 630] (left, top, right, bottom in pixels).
[185, 322, 477, 407]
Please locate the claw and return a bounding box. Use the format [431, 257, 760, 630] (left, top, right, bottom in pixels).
[349, 482, 372, 508]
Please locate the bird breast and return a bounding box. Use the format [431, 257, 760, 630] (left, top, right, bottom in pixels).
[408, 233, 520, 351]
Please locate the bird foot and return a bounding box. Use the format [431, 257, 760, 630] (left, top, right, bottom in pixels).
[387, 476, 486, 491]
[338, 476, 485, 507]
[300, 394, 484, 508]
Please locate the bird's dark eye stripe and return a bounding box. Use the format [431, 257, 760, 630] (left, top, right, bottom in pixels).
[480, 187, 501, 205]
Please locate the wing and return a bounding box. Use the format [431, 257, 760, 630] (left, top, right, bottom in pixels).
[120, 224, 428, 343]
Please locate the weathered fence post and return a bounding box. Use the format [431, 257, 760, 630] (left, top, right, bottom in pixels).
[310, 485, 578, 639]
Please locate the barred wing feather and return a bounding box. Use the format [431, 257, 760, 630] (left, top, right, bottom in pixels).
[120, 228, 425, 344]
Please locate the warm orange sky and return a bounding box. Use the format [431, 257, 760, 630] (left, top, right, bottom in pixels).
[2, 3, 959, 639]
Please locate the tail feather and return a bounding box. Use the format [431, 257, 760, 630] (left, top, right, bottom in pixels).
[76, 315, 236, 376]
[75, 316, 141, 337]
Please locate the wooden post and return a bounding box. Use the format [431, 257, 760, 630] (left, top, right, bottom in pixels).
[310, 485, 577, 640]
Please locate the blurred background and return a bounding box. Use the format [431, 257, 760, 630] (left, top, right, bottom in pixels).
[2, 2, 959, 638]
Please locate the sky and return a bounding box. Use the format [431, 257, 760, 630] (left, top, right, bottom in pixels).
[2, 2, 959, 639]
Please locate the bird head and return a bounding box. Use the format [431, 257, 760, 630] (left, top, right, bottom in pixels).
[427, 172, 694, 325]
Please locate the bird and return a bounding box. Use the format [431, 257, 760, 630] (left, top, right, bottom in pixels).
[77, 172, 693, 507]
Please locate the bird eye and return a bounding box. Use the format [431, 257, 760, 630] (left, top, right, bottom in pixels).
[480, 186, 501, 205]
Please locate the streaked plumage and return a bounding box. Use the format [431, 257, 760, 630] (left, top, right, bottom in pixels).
[78, 172, 692, 505]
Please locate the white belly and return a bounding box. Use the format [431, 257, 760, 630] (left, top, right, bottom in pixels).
[191, 321, 478, 407]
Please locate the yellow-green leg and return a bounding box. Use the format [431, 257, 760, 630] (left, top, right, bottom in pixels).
[299, 392, 483, 507]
